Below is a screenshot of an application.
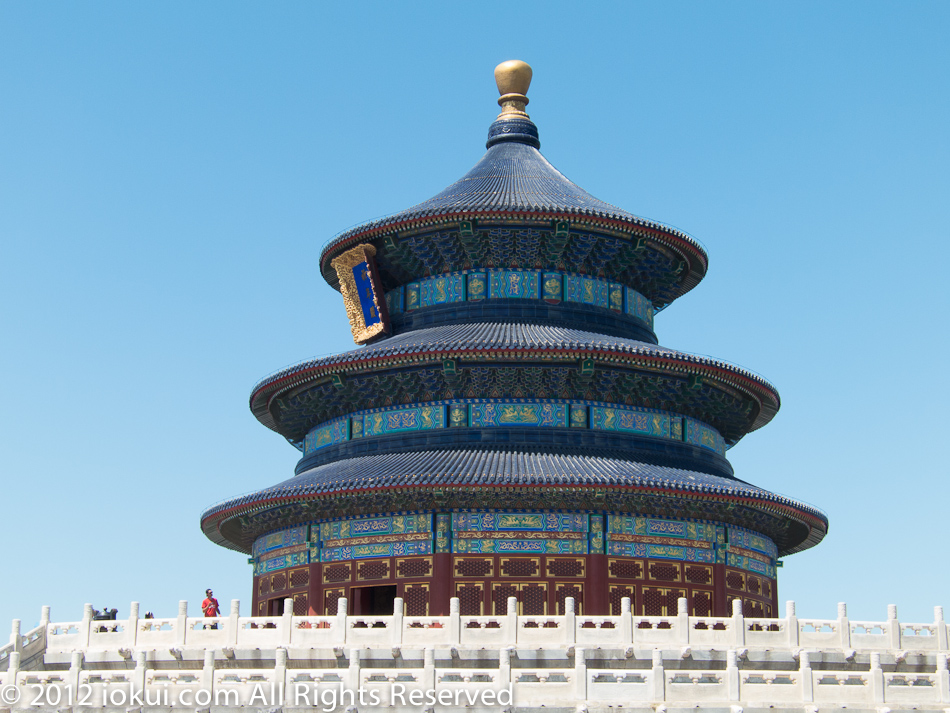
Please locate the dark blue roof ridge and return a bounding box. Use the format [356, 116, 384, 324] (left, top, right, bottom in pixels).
[200, 448, 828, 556]
[319, 140, 707, 269]
[250, 322, 779, 422]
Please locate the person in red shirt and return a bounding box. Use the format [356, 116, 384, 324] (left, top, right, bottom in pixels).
[201, 589, 220, 628]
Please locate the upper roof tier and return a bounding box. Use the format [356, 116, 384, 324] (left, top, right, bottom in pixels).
[319, 61, 708, 310]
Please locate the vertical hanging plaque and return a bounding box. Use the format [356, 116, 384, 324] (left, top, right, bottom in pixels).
[331, 243, 391, 344]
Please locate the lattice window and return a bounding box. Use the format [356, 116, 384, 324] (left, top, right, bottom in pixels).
[745, 600, 764, 618]
[648, 563, 679, 582]
[357, 560, 389, 581]
[684, 565, 712, 585]
[403, 586, 429, 616]
[456, 584, 484, 616]
[272, 573, 287, 592]
[500, 558, 539, 577]
[555, 584, 583, 614]
[726, 571, 745, 591]
[643, 587, 666, 616]
[397, 558, 432, 578]
[691, 590, 713, 617]
[762, 580, 771, 599]
[608, 586, 635, 615]
[292, 594, 309, 615]
[520, 584, 547, 616]
[608, 559, 643, 580]
[455, 558, 493, 578]
[290, 568, 310, 589]
[747, 576, 761, 595]
[547, 558, 584, 577]
[324, 589, 344, 615]
[323, 564, 351, 583]
[258, 577, 271, 596]
[492, 584, 520, 614]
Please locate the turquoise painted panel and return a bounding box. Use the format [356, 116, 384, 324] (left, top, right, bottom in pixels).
[385, 287, 405, 315]
[469, 401, 567, 428]
[608, 282, 624, 312]
[252, 526, 309, 557]
[728, 527, 778, 558]
[454, 538, 586, 554]
[405, 282, 421, 311]
[322, 540, 432, 562]
[625, 287, 654, 327]
[685, 417, 726, 455]
[466, 272, 487, 301]
[321, 514, 432, 541]
[258, 550, 309, 574]
[606, 541, 716, 563]
[590, 407, 670, 438]
[363, 405, 446, 437]
[607, 516, 718, 541]
[489, 269, 539, 299]
[420, 273, 465, 306]
[452, 512, 588, 532]
[303, 418, 349, 455]
[542, 272, 563, 302]
[565, 274, 608, 308]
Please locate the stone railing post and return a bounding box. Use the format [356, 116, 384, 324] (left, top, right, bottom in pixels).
[422, 647, 435, 690]
[500, 647, 513, 693]
[936, 653, 949, 704]
[6, 651, 20, 689]
[10, 620, 21, 655]
[449, 598, 461, 644]
[337, 598, 348, 645]
[574, 646, 587, 701]
[68, 651, 83, 694]
[281, 598, 293, 646]
[786, 600, 799, 647]
[726, 649, 739, 701]
[887, 604, 900, 649]
[565, 597, 576, 645]
[677, 597, 689, 645]
[799, 650, 813, 702]
[392, 597, 404, 646]
[837, 602, 850, 649]
[202, 648, 216, 691]
[935, 606, 948, 651]
[128, 602, 139, 649]
[869, 651, 884, 704]
[132, 650, 147, 694]
[346, 648, 360, 691]
[39, 607, 50, 628]
[650, 648, 664, 702]
[176, 601, 188, 646]
[621, 597, 632, 645]
[507, 596, 518, 646]
[81, 604, 93, 648]
[227, 600, 240, 647]
[731, 598, 745, 647]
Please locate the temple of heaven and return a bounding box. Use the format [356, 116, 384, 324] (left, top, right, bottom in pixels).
[201, 61, 827, 619]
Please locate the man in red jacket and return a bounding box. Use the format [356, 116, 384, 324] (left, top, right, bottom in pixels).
[201, 589, 220, 628]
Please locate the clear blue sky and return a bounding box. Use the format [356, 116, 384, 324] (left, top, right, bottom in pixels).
[2, 2, 948, 629]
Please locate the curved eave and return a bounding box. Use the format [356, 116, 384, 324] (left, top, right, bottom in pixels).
[319, 209, 708, 306]
[201, 479, 826, 558]
[249, 327, 780, 441]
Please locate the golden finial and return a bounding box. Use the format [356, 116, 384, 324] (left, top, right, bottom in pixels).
[494, 60, 532, 119]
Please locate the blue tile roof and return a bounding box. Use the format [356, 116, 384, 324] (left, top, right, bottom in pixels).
[320, 129, 705, 267]
[250, 322, 780, 434]
[201, 448, 827, 555]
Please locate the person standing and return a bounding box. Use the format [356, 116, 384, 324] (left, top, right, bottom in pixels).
[201, 589, 220, 628]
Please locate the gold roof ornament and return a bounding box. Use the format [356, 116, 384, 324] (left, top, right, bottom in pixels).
[494, 59, 532, 119]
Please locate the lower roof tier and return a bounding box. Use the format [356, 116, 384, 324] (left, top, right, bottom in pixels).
[201, 449, 827, 558]
[251, 323, 780, 447]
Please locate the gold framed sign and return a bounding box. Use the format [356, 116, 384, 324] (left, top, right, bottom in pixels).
[331, 244, 390, 344]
